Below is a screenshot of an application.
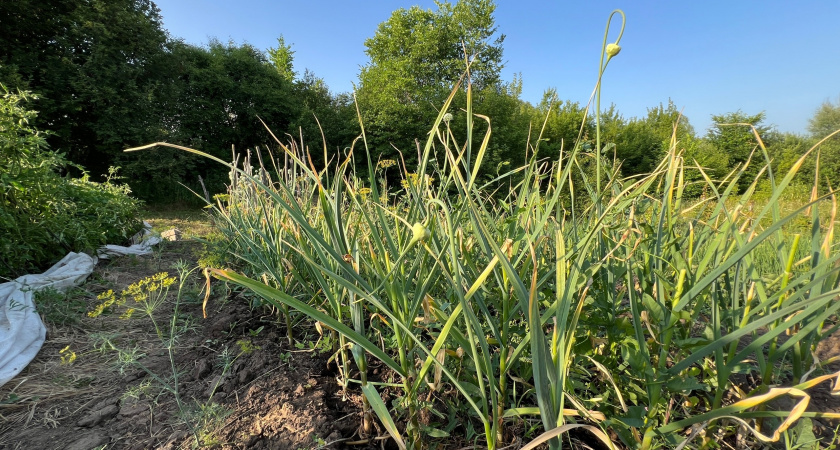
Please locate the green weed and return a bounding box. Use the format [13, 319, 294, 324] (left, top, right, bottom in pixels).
[33, 287, 90, 325]
[87, 261, 223, 447]
[0, 86, 143, 279]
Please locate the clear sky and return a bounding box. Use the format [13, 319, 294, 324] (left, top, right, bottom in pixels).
[152, 1, 839, 135]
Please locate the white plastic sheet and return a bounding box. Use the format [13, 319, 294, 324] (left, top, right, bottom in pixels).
[0, 222, 159, 388]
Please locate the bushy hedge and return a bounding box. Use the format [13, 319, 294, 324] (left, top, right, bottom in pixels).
[0, 86, 143, 279]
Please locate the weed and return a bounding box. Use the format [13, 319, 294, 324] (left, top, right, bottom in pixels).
[0, 393, 20, 405]
[123, 379, 155, 401]
[0, 87, 143, 279]
[86, 261, 220, 447]
[279, 351, 292, 366]
[180, 401, 233, 448]
[33, 287, 90, 326]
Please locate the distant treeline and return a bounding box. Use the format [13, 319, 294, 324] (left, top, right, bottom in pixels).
[2, 0, 838, 203]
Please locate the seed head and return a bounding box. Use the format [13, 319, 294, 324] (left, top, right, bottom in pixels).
[442, 112, 453, 123]
[411, 222, 430, 244]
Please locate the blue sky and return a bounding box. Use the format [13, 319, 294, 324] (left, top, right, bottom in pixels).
[153, 1, 839, 135]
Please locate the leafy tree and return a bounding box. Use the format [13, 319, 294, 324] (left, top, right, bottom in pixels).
[597, 104, 625, 156]
[645, 100, 696, 146]
[706, 111, 773, 191]
[808, 97, 840, 139]
[289, 70, 359, 170]
[356, 0, 505, 165]
[768, 131, 812, 179]
[266, 37, 359, 169]
[451, 76, 531, 176]
[612, 119, 661, 176]
[680, 139, 730, 196]
[527, 89, 594, 158]
[1, 1, 356, 204]
[0, 0, 169, 176]
[267, 35, 296, 82]
[123, 40, 297, 201]
[613, 101, 699, 176]
[806, 97, 840, 186]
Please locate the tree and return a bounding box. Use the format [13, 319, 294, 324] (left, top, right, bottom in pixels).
[289, 70, 359, 169]
[768, 132, 812, 180]
[612, 119, 661, 176]
[612, 101, 698, 176]
[267, 35, 296, 82]
[806, 97, 840, 185]
[808, 97, 840, 139]
[645, 100, 696, 146]
[455, 75, 531, 174]
[356, 0, 505, 166]
[706, 111, 773, 191]
[267, 34, 357, 170]
[526, 89, 594, 158]
[0, 0, 169, 177]
[362, 0, 503, 92]
[122, 40, 297, 200]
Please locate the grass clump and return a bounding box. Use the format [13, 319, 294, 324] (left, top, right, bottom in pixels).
[33, 286, 91, 326]
[128, 11, 840, 450]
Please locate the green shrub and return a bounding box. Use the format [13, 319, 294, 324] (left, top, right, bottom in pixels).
[0, 86, 144, 279]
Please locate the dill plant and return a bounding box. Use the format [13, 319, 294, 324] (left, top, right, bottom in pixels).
[88, 263, 232, 446]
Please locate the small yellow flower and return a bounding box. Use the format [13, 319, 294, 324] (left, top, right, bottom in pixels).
[401, 173, 419, 189]
[88, 273, 176, 318]
[401, 173, 435, 190]
[377, 159, 396, 169]
[59, 345, 77, 365]
[88, 290, 117, 317]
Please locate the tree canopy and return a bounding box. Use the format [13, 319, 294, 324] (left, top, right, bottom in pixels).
[805, 98, 840, 184]
[356, 0, 506, 165]
[2, 0, 836, 203]
[267, 36, 296, 82]
[0, 0, 168, 176]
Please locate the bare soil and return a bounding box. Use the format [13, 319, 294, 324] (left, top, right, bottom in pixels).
[810, 330, 840, 416]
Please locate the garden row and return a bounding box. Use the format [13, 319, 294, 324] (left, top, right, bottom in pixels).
[161, 72, 840, 449]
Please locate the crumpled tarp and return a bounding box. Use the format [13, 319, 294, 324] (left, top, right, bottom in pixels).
[0, 222, 161, 388]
